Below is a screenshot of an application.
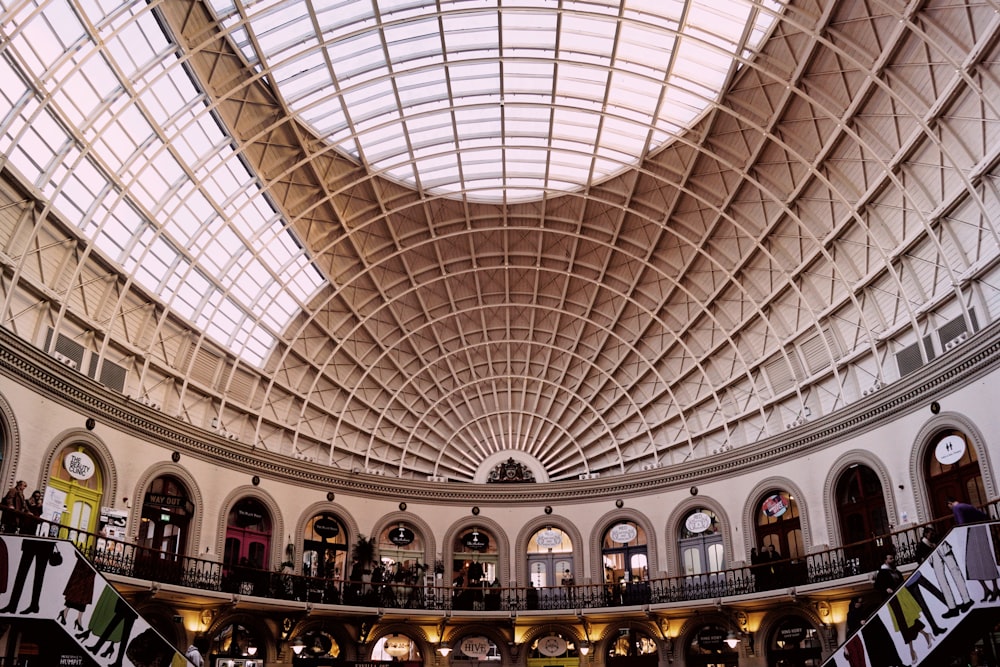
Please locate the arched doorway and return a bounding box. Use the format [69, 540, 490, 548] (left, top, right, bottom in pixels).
[602, 521, 649, 605]
[301, 512, 348, 604]
[46, 444, 105, 543]
[754, 490, 805, 588]
[527, 632, 586, 666]
[291, 627, 343, 665]
[835, 464, 889, 574]
[207, 621, 265, 665]
[224, 498, 273, 595]
[679, 508, 725, 597]
[607, 626, 658, 667]
[527, 526, 575, 606]
[924, 429, 986, 523]
[766, 616, 823, 667]
[452, 527, 498, 610]
[138, 475, 193, 555]
[686, 624, 740, 667]
[377, 521, 426, 607]
[371, 633, 423, 665]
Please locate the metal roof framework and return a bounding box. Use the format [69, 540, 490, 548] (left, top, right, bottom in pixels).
[0, 0, 998, 482]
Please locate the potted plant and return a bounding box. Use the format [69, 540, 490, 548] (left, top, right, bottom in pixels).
[352, 535, 377, 575]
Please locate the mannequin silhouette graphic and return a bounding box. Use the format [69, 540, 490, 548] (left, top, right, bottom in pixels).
[0, 539, 57, 614]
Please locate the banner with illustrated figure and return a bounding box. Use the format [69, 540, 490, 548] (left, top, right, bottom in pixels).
[823, 521, 1000, 667]
[0, 535, 192, 667]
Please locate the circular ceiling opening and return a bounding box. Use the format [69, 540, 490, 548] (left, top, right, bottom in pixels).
[218, 0, 780, 202]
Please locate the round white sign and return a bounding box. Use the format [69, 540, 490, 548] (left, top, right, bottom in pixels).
[537, 635, 568, 657]
[459, 636, 491, 659]
[609, 523, 638, 543]
[63, 451, 96, 480]
[536, 529, 563, 549]
[935, 434, 966, 465]
[685, 511, 713, 534]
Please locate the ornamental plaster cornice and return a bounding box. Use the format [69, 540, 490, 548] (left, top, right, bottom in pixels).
[0, 321, 998, 506]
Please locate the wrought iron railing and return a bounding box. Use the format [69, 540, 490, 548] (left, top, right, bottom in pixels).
[3, 498, 995, 613]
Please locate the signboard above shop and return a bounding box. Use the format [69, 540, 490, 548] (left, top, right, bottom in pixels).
[462, 530, 489, 551]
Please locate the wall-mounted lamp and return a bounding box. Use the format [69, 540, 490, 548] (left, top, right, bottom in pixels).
[437, 643, 451, 656]
[578, 641, 590, 656]
[724, 631, 740, 649]
[291, 637, 306, 655]
[246, 644, 258, 656]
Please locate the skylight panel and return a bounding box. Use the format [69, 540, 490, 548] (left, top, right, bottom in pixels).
[253, 0, 777, 200]
[274, 57, 330, 99]
[4, 0, 325, 371]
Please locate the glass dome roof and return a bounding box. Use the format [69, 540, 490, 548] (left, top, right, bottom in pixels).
[209, 0, 779, 201]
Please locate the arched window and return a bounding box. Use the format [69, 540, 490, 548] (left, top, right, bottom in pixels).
[452, 527, 498, 586]
[47, 444, 105, 540]
[138, 475, 193, 556]
[378, 521, 426, 574]
[924, 429, 985, 523]
[526, 526, 574, 588]
[685, 624, 739, 667]
[768, 616, 823, 666]
[755, 490, 803, 559]
[679, 508, 724, 575]
[372, 633, 422, 664]
[224, 498, 272, 572]
[836, 465, 889, 544]
[292, 628, 341, 663]
[754, 490, 806, 587]
[377, 522, 427, 608]
[449, 634, 501, 663]
[528, 632, 586, 661]
[601, 521, 648, 583]
[303, 513, 348, 581]
[207, 622, 263, 662]
[607, 627, 658, 667]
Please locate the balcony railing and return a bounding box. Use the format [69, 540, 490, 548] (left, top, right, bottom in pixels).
[4, 499, 995, 613]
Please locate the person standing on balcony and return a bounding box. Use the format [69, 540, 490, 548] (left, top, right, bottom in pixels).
[947, 498, 989, 525]
[1, 481, 27, 533]
[24, 490, 42, 536]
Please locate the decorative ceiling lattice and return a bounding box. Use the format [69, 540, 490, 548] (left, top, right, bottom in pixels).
[0, 0, 998, 483]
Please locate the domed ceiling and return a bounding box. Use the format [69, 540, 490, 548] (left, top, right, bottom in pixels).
[0, 0, 998, 483]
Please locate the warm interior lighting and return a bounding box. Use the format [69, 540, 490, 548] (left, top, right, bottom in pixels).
[437, 643, 452, 656]
[578, 641, 590, 656]
[725, 632, 740, 649]
[384, 635, 411, 658]
[291, 638, 306, 655]
[246, 644, 258, 656]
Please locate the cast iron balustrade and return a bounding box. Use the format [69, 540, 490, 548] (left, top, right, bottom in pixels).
[1, 500, 993, 613]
